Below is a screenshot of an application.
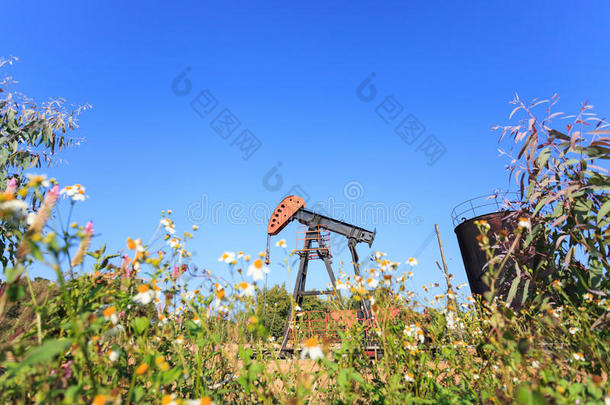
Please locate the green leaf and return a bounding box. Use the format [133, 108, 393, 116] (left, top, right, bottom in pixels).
[63, 385, 81, 403]
[161, 367, 182, 385]
[0, 148, 9, 166]
[10, 338, 72, 375]
[559, 158, 580, 168]
[133, 386, 145, 402]
[337, 368, 348, 387]
[238, 346, 254, 363]
[4, 265, 25, 283]
[552, 202, 563, 218]
[536, 147, 551, 168]
[564, 247, 574, 268]
[506, 277, 521, 306]
[597, 200, 610, 225]
[132, 317, 149, 335]
[533, 196, 550, 216]
[573, 199, 592, 213]
[589, 259, 604, 289]
[7, 283, 25, 301]
[515, 383, 545, 405]
[521, 279, 531, 306]
[247, 362, 263, 381]
[568, 382, 584, 396]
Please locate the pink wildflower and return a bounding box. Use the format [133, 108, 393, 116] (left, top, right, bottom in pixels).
[121, 254, 131, 278]
[5, 178, 17, 194]
[71, 221, 93, 267]
[172, 265, 180, 281]
[17, 185, 60, 258]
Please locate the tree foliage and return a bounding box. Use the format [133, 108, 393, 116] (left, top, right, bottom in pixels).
[0, 57, 88, 269]
[495, 94, 609, 307]
[255, 283, 330, 339]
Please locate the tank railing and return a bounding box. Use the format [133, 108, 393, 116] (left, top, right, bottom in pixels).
[451, 193, 520, 227]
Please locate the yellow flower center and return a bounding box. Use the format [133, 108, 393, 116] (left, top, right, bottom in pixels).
[254, 259, 263, 269]
[92, 394, 107, 405]
[102, 306, 116, 317]
[305, 336, 319, 348]
[135, 363, 148, 375]
[137, 284, 150, 293]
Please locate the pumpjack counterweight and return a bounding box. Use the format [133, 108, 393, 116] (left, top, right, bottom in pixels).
[264, 195, 376, 354]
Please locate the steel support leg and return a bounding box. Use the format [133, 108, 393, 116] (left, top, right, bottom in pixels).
[321, 254, 343, 304]
[280, 230, 313, 353]
[348, 238, 371, 320]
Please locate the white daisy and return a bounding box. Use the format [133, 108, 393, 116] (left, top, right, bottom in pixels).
[218, 251, 236, 264]
[0, 199, 28, 221]
[133, 284, 161, 305]
[237, 281, 256, 298]
[168, 237, 181, 249]
[160, 218, 176, 234]
[300, 337, 324, 360]
[60, 184, 86, 201]
[247, 259, 270, 281]
[102, 306, 119, 325]
[108, 350, 119, 362]
[26, 174, 50, 188]
[518, 217, 531, 230]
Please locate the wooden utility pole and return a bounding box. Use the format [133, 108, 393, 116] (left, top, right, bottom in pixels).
[435, 224, 458, 310]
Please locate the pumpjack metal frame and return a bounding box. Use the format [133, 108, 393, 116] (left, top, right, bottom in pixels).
[264, 195, 376, 354]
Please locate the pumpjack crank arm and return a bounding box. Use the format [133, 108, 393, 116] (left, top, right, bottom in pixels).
[265, 195, 375, 264]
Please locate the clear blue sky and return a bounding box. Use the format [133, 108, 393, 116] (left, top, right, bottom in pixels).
[3, 1, 609, 298]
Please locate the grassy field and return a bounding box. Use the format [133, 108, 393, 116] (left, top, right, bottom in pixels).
[0, 60, 608, 403]
[0, 223, 608, 404]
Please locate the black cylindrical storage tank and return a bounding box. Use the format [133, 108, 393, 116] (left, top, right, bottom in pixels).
[451, 193, 522, 298]
[454, 211, 515, 296]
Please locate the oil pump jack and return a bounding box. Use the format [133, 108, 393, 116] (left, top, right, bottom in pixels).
[264, 195, 376, 354]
